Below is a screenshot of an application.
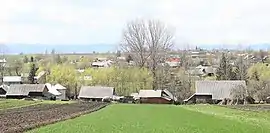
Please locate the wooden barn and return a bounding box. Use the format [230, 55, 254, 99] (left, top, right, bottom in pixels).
[184, 80, 247, 104]
[78, 86, 115, 102]
[138, 89, 176, 104]
[6, 84, 52, 99]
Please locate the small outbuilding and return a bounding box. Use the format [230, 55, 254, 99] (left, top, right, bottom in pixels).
[78, 86, 115, 101]
[53, 84, 67, 100]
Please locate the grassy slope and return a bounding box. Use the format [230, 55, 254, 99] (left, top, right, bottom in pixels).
[30, 104, 270, 133]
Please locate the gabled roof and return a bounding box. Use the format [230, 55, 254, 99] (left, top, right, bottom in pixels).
[53, 84, 66, 90]
[0, 85, 9, 91]
[78, 86, 114, 99]
[163, 89, 177, 101]
[196, 80, 246, 100]
[138, 89, 176, 101]
[3, 76, 22, 82]
[6, 84, 48, 96]
[45, 83, 61, 96]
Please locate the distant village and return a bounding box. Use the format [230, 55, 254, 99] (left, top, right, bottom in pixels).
[0, 46, 269, 105]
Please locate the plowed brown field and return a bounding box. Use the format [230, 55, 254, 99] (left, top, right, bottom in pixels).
[0, 102, 108, 133]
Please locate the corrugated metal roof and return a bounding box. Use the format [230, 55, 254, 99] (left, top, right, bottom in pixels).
[196, 80, 246, 100]
[78, 86, 114, 99]
[6, 84, 47, 96]
[3, 76, 22, 82]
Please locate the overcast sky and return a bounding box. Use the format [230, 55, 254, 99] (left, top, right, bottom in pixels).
[1, 0, 270, 46]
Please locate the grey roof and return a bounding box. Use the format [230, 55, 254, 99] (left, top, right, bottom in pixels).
[163, 89, 177, 101]
[6, 84, 47, 96]
[3, 76, 22, 82]
[139, 90, 162, 98]
[195, 80, 246, 100]
[138, 89, 176, 100]
[78, 86, 114, 99]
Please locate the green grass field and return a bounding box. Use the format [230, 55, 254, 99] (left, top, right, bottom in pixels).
[0, 99, 41, 110]
[0, 99, 74, 110]
[30, 104, 270, 133]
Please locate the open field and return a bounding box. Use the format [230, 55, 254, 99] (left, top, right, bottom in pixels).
[31, 104, 270, 133]
[0, 101, 108, 133]
[225, 104, 270, 111]
[0, 99, 41, 110]
[0, 99, 75, 110]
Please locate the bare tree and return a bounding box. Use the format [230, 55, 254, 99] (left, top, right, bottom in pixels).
[230, 85, 247, 105]
[121, 19, 174, 89]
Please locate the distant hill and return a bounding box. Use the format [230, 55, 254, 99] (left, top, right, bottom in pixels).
[3, 44, 118, 54]
[2, 43, 270, 54]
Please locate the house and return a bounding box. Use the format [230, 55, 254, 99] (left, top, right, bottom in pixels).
[165, 57, 180, 68]
[117, 56, 126, 61]
[92, 61, 110, 68]
[53, 84, 67, 100]
[188, 65, 216, 77]
[138, 89, 176, 104]
[79, 75, 92, 81]
[184, 80, 247, 104]
[6, 84, 51, 99]
[45, 83, 61, 98]
[3, 76, 22, 85]
[78, 86, 115, 101]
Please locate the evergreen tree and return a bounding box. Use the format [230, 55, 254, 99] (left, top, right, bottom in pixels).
[30, 56, 34, 62]
[216, 53, 235, 80]
[28, 63, 37, 84]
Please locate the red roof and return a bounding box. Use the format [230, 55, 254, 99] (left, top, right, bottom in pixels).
[167, 58, 180, 62]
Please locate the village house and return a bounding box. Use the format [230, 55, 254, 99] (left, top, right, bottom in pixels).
[53, 84, 67, 100]
[91, 61, 111, 68]
[138, 89, 176, 104]
[184, 80, 247, 104]
[187, 65, 216, 77]
[6, 84, 52, 99]
[78, 86, 115, 101]
[165, 57, 180, 68]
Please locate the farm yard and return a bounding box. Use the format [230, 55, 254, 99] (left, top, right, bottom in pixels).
[30, 104, 270, 133]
